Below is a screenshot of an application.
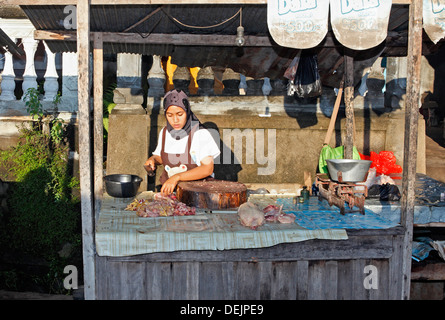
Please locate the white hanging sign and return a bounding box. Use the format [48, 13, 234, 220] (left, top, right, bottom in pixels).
[424, 0, 445, 44]
[267, 0, 329, 49]
[330, 0, 392, 50]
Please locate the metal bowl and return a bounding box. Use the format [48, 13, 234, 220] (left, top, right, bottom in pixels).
[104, 174, 142, 198]
[326, 159, 372, 183]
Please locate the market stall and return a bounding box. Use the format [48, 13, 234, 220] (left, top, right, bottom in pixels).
[95, 191, 404, 300]
[8, 0, 443, 300]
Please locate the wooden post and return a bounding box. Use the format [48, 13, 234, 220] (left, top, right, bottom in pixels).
[400, 0, 422, 300]
[93, 32, 103, 222]
[344, 52, 354, 159]
[77, 0, 95, 300]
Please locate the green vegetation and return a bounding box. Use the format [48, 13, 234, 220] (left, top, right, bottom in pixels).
[0, 88, 81, 294]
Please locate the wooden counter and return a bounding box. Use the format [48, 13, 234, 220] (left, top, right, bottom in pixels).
[95, 226, 405, 300]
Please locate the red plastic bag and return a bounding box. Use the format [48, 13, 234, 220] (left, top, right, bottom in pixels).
[360, 151, 402, 175]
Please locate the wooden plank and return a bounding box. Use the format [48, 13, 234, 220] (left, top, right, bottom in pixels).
[93, 32, 103, 223]
[3, 0, 413, 5]
[106, 261, 120, 299]
[389, 234, 404, 299]
[372, 259, 390, 300]
[35, 30, 414, 49]
[96, 256, 405, 299]
[172, 262, 199, 300]
[198, 262, 224, 299]
[221, 262, 235, 300]
[124, 262, 147, 299]
[323, 260, 338, 300]
[336, 260, 352, 299]
[307, 261, 324, 299]
[160, 262, 173, 300]
[344, 52, 355, 159]
[270, 262, 297, 300]
[95, 256, 108, 299]
[77, 0, 95, 300]
[145, 262, 163, 299]
[400, 0, 423, 301]
[258, 261, 272, 299]
[34, 30, 274, 46]
[107, 240, 395, 263]
[295, 260, 308, 299]
[234, 262, 260, 299]
[351, 259, 366, 300]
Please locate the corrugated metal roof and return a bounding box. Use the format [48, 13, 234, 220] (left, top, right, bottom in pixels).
[17, 4, 435, 84]
[21, 4, 269, 56]
[21, 5, 268, 35]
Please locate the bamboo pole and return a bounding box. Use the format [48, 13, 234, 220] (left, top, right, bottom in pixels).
[344, 52, 354, 159]
[77, 0, 96, 300]
[400, 0, 422, 300]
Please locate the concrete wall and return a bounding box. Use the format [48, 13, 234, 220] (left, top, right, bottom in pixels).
[106, 91, 426, 192]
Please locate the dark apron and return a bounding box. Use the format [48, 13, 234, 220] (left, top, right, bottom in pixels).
[159, 124, 199, 185]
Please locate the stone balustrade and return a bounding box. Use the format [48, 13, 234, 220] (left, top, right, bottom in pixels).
[0, 19, 408, 119]
[0, 19, 77, 116]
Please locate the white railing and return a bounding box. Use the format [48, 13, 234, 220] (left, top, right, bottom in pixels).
[0, 18, 78, 115]
[0, 19, 277, 118]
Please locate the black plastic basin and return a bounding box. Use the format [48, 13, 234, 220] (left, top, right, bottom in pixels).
[104, 174, 142, 198]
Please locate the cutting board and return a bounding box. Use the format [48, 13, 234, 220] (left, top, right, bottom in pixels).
[176, 179, 247, 210]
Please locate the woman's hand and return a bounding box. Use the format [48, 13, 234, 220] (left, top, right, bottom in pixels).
[144, 157, 156, 171]
[160, 174, 181, 195]
[159, 156, 214, 195]
[144, 155, 162, 171]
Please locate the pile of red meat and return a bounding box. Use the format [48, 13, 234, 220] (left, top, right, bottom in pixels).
[126, 193, 196, 217]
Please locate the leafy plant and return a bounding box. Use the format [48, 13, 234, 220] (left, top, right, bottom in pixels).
[0, 126, 80, 257]
[0, 87, 81, 294]
[23, 87, 44, 122]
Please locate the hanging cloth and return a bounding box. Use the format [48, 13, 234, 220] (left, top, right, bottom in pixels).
[330, 0, 392, 50]
[423, 0, 445, 44]
[267, 0, 329, 49]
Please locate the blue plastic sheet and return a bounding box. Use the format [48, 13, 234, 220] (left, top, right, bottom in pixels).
[276, 197, 399, 230]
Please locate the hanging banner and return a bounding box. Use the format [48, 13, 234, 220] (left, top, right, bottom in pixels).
[424, 0, 445, 44]
[267, 0, 329, 49]
[330, 0, 392, 50]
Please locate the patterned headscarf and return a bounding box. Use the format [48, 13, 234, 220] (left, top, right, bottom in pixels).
[163, 89, 202, 140]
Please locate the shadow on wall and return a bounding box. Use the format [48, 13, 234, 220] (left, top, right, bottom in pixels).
[202, 121, 242, 182]
[425, 44, 445, 121]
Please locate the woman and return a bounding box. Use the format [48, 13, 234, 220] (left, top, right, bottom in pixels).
[144, 89, 220, 195]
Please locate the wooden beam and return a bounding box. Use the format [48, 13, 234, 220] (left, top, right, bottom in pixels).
[93, 32, 103, 223]
[35, 30, 416, 49]
[400, 0, 423, 301]
[77, 0, 95, 300]
[4, 0, 412, 5]
[343, 52, 354, 159]
[34, 30, 276, 47]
